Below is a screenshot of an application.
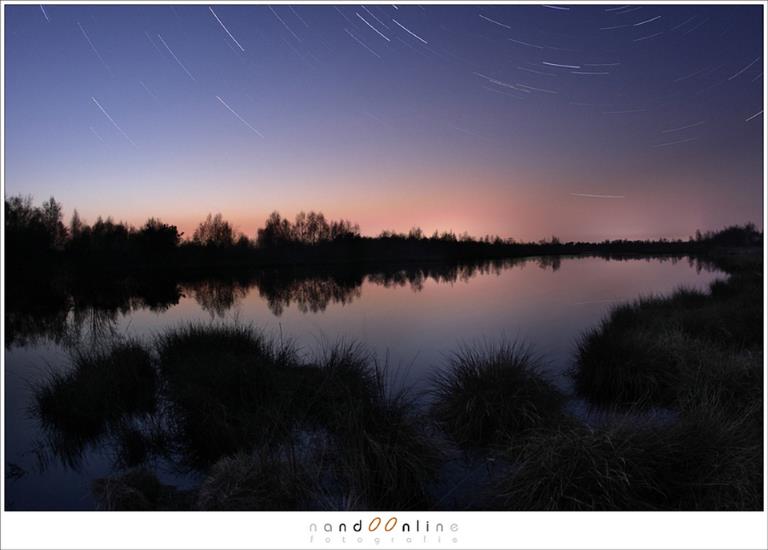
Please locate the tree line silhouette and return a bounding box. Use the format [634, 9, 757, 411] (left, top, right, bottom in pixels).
[5, 195, 763, 274]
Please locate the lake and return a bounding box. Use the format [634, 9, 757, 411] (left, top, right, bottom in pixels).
[4, 255, 724, 510]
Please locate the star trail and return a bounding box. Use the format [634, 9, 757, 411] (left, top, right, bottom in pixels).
[4, 3, 764, 242]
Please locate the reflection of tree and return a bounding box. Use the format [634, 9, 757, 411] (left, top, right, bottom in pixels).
[5, 307, 73, 348]
[6, 255, 717, 348]
[70, 307, 121, 344]
[185, 279, 249, 318]
[5, 276, 182, 349]
[261, 277, 363, 315]
[253, 259, 535, 316]
[536, 256, 561, 271]
[252, 269, 364, 316]
[366, 257, 529, 290]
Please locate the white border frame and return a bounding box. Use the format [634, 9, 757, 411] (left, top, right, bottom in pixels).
[1, 1, 766, 549]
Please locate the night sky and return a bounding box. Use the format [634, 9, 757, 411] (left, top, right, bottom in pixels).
[4, 3, 764, 241]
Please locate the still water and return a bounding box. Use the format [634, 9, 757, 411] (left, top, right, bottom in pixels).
[4, 255, 722, 510]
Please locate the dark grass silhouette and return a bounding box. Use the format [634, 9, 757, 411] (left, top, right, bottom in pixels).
[573, 255, 763, 410]
[28, 307, 763, 510]
[32, 341, 156, 467]
[30, 323, 438, 510]
[486, 404, 763, 511]
[156, 331, 439, 510]
[431, 341, 566, 448]
[92, 468, 195, 511]
[196, 452, 310, 511]
[311, 342, 440, 509]
[156, 323, 303, 467]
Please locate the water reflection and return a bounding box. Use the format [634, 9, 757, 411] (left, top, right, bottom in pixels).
[5, 254, 726, 510]
[5, 275, 182, 348]
[5, 255, 713, 348]
[186, 278, 250, 318]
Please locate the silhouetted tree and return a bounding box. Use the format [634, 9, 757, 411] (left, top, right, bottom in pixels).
[88, 217, 132, 256]
[293, 211, 330, 244]
[408, 227, 424, 240]
[70, 209, 84, 239]
[135, 218, 182, 257]
[41, 197, 68, 250]
[5, 195, 66, 264]
[257, 211, 359, 247]
[5, 196, 762, 275]
[257, 211, 293, 247]
[193, 213, 235, 247]
[329, 219, 360, 241]
[698, 223, 762, 247]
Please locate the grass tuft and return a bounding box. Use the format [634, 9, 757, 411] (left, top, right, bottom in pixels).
[431, 341, 565, 448]
[305, 341, 441, 510]
[156, 323, 299, 467]
[32, 341, 156, 465]
[197, 451, 308, 510]
[488, 405, 762, 511]
[573, 273, 763, 409]
[92, 468, 194, 510]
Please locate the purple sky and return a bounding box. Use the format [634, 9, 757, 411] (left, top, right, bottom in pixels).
[4, 4, 764, 241]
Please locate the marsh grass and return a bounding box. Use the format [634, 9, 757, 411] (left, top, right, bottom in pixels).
[674, 340, 763, 423]
[92, 468, 164, 511]
[488, 404, 762, 511]
[92, 468, 194, 511]
[326, 388, 441, 510]
[197, 451, 309, 510]
[153, 325, 440, 508]
[431, 341, 565, 448]
[573, 272, 763, 409]
[302, 340, 377, 425]
[155, 323, 301, 466]
[32, 341, 156, 466]
[555, 256, 764, 511]
[112, 421, 173, 469]
[295, 341, 441, 509]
